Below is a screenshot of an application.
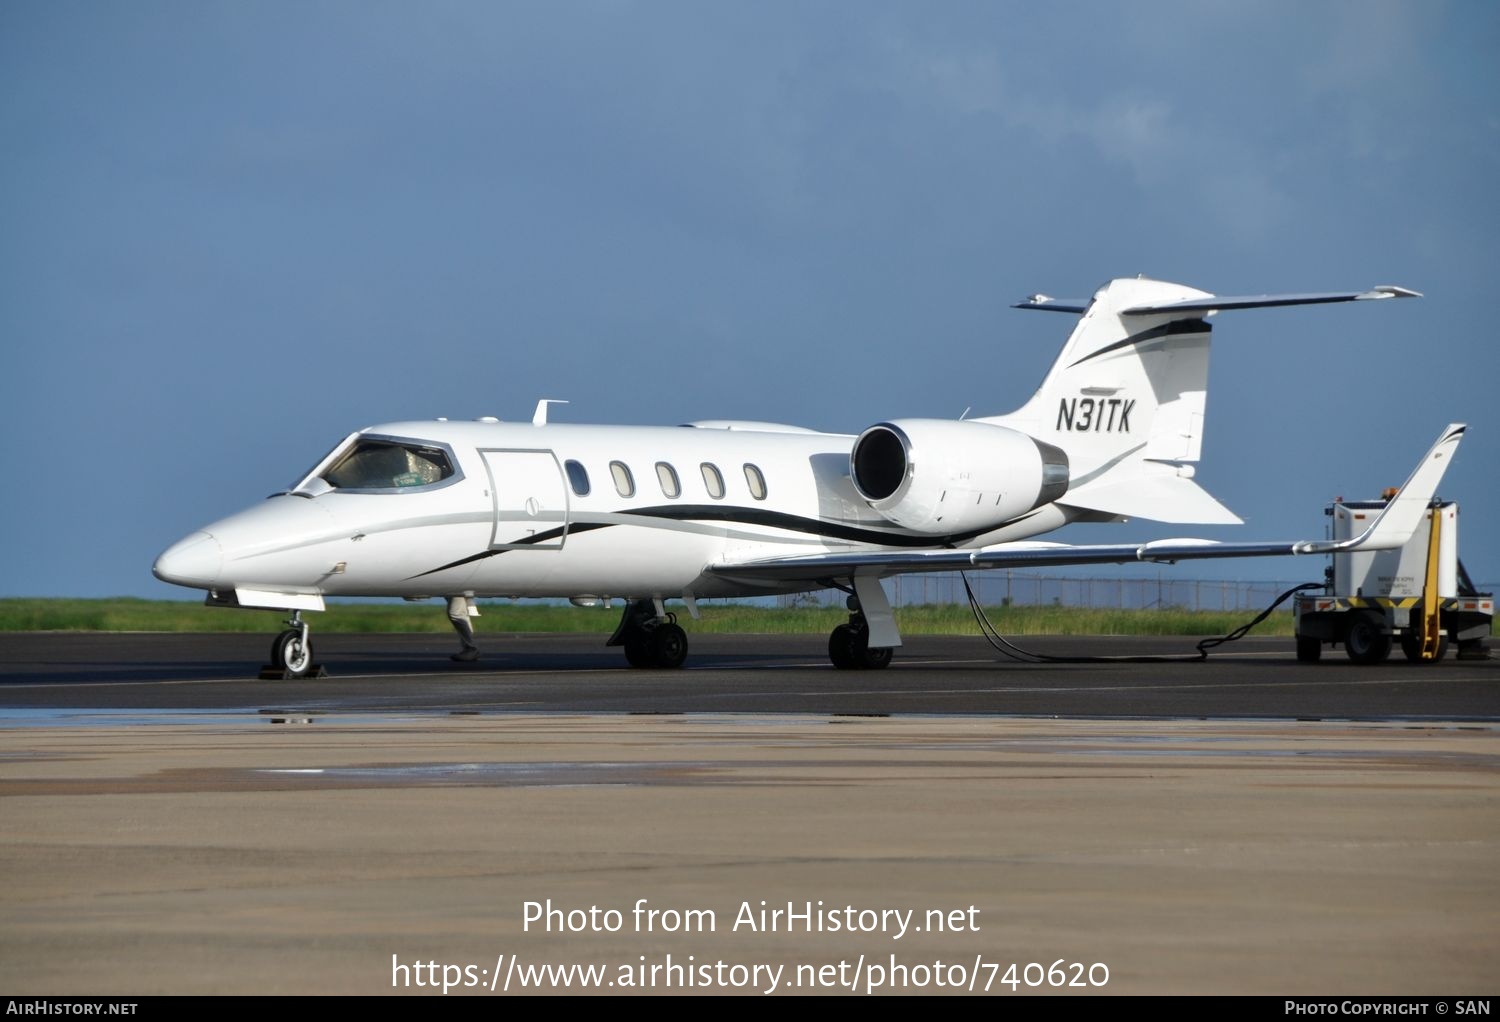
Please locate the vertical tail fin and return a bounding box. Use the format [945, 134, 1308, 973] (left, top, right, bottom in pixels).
[981, 277, 1227, 521]
[981, 277, 1420, 526]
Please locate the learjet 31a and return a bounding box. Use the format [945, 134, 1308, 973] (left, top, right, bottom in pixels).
[153, 276, 1462, 676]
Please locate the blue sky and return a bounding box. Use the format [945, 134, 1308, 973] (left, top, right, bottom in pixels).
[3, 1, 1497, 599]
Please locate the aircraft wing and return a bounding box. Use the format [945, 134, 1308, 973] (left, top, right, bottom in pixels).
[710, 424, 1465, 584]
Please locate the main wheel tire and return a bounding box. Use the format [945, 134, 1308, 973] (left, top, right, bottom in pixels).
[856, 644, 894, 670]
[850, 628, 893, 670]
[623, 634, 654, 668]
[1344, 613, 1391, 665]
[651, 623, 688, 669]
[828, 624, 856, 669]
[1400, 631, 1448, 663]
[1295, 635, 1322, 663]
[274, 629, 314, 677]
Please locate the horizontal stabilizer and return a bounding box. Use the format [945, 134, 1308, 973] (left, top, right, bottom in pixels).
[1122, 285, 1421, 316]
[1011, 295, 1089, 313]
[1012, 284, 1421, 317]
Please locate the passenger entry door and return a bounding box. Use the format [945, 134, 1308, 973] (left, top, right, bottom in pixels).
[481, 450, 570, 550]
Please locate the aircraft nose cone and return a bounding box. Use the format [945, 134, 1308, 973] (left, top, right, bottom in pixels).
[153, 531, 222, 588]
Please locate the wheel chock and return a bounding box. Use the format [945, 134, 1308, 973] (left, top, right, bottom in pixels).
[257, 664, 330, 680]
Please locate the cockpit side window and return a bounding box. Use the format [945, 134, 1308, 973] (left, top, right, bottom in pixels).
[322, 440, 456, 491]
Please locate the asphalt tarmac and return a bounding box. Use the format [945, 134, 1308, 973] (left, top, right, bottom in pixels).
[2, 631, 1497, 717]
[1, 632, 1496, 997]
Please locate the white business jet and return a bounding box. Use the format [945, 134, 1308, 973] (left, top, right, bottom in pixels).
[153, 276, 1461, 676]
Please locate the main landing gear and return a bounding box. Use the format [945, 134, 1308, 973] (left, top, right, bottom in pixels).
[261, 610, 324, 679]
[828, 595, 893, 670]
[610, 599, 689, 669]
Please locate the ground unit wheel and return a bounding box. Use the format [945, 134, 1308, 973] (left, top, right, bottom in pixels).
[1400, 632, 1448, 664]
[1344, 613, 1391, 665]
[1295, 635, 1322, 663]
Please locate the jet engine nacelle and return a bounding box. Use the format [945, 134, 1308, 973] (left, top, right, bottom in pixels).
[850, 419, 1070, 535]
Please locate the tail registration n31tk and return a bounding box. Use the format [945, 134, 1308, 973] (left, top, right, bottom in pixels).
[153, 276, 1459, 675]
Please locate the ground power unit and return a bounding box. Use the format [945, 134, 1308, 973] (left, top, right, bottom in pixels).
[1294, 498, 1492, 664]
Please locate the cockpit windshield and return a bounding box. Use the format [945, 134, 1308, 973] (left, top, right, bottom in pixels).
[322, 440, 456, 490]
[286, 435, 462, 496]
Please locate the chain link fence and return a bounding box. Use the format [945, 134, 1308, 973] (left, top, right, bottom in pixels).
[777, 572, 1500, 613]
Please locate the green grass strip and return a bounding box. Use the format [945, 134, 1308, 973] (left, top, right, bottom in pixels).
[0, 597, 1307, 637]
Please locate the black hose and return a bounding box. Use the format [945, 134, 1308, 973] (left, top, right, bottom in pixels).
[961, 573, 1323, 664]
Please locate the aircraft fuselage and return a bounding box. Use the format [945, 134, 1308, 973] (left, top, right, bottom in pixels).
[154, 419, 1069, 606]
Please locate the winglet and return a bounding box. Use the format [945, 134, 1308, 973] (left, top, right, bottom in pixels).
[1298, 424, 1466, 554]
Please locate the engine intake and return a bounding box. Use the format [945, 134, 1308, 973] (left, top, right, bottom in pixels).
[850, 419, 1069, 535]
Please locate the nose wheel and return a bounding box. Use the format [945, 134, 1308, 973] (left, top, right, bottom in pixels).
[271, 628, 314, 675]
[260, 611, 326, 679]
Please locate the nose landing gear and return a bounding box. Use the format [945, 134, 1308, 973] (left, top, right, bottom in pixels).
[260, 610, 326, 679]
